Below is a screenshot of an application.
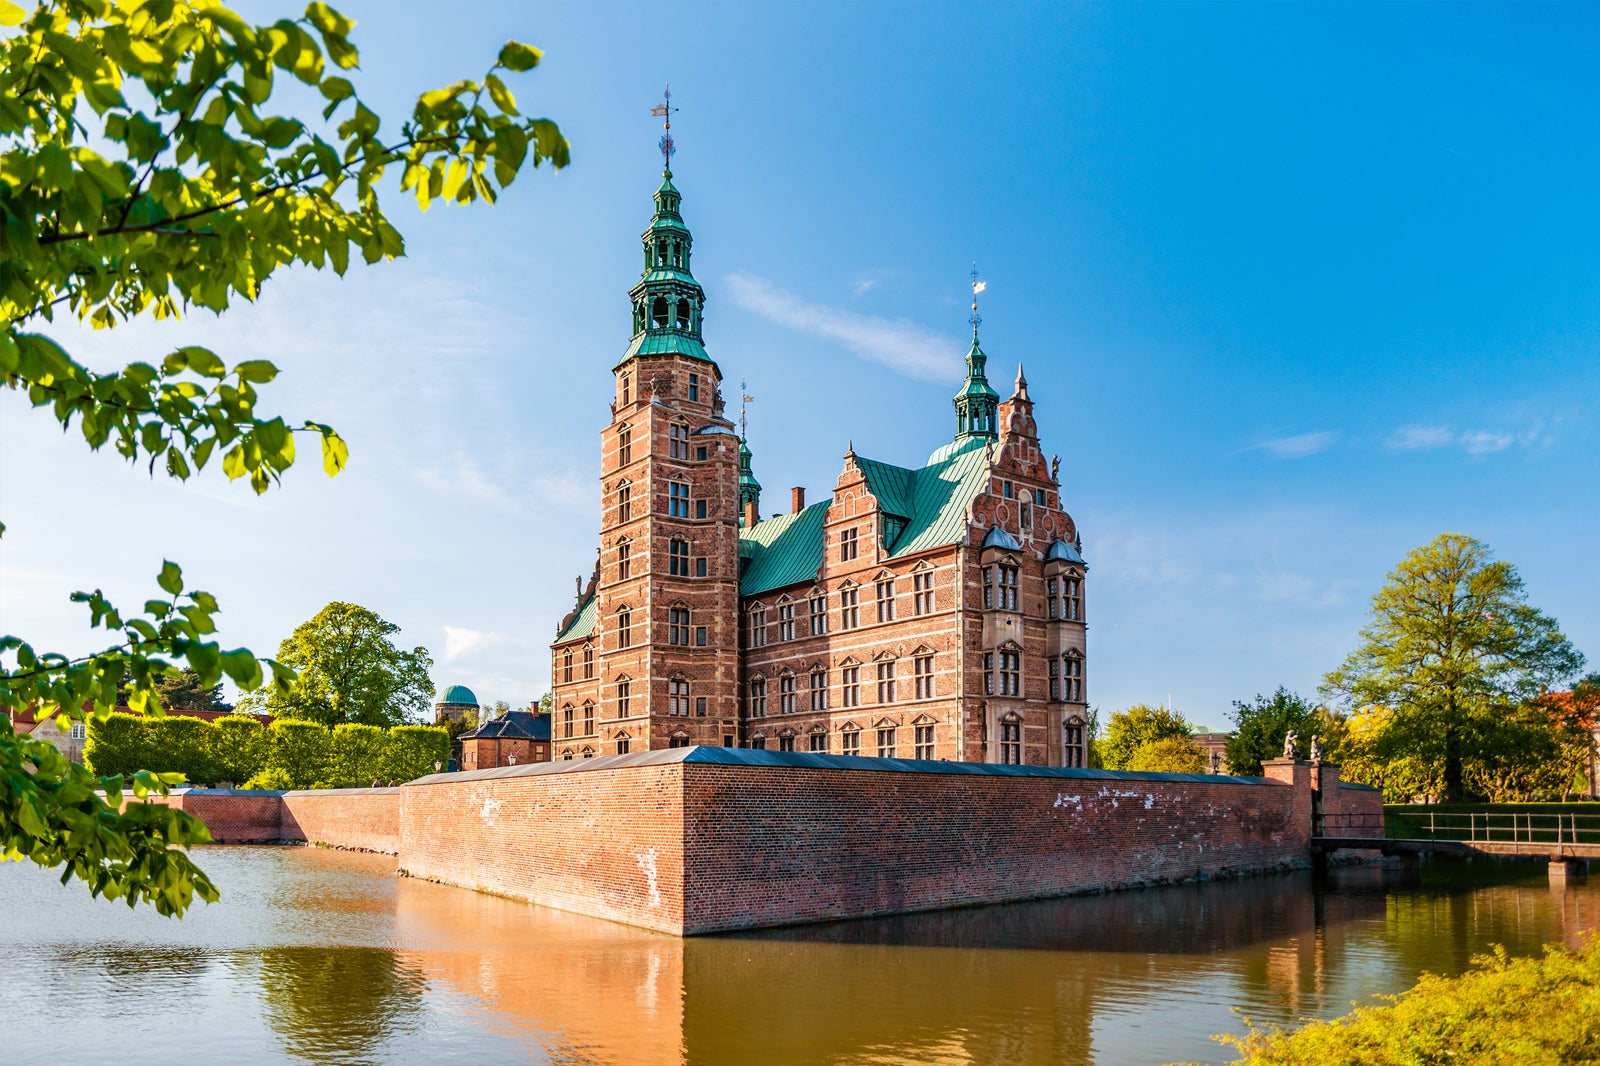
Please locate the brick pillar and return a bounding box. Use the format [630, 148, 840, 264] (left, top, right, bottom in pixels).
[1262, 758, 1314, 848]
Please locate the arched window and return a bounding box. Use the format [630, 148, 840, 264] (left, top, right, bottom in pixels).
[582, 700, 595, 735]
[582, 643, 594, 679]
[1064, 715, 1086, 768]
[562, 647, 574, 684]
[677, 299, 691, 328]
[1062, 650, 1084, 703]
[616, 677, 631, 718]
[618, 426, 632, 465]
[561, 703, 575, 740]
[615, 606, 632, 648]
[652, 296, 668, 328]
[615, 731, 631, 755]
[617, 538, 632, 581]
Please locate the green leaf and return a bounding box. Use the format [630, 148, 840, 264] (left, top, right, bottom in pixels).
[484, 73, 517, 116]
[220, 648, 264, 690]
[497, 40, 542, 71]
[305, 2, 355, 37]
[157, 561, 183, 596]
[319, 428, 348, 476]
[234, 360, 279, 383]
[0, 1, 26, 27]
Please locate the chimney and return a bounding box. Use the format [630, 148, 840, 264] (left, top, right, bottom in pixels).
[744, 500, 759, 528]
[791, 486, 806, 514]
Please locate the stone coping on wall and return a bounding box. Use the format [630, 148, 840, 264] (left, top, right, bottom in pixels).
[1338, 781, 1381, 792]
[408, 746, 1280, 788]
[163, 786, 403, 797]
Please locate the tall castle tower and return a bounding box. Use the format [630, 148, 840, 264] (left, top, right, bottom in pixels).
[586, 165, 745, 751]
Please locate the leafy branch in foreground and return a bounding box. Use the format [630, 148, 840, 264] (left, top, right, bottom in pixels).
[1, 0, 567, 915]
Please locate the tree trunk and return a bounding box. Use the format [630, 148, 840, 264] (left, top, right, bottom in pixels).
[1444, 721, 1464, 803]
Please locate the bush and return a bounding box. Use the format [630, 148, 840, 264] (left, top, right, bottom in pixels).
[1127, 736, 1207, 774]
[1212, 939, 1600, 1065]
[380, 724, 450, 783]
[83, 712, 151, 779]
[241, 767, 293, 791]
[267, 719, 331, 790]
[329, 723, 389, 788]
[146, 716, 218, 785]
[209, 715, 268, 785]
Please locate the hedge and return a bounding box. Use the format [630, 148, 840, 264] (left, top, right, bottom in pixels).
[84, 714, 447, 790]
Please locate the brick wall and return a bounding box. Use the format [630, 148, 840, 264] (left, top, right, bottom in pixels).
[160, 790, 285, 843]
[281, 788, 400, 853]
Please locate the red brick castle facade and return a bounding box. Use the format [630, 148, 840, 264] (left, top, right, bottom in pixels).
[549, 167, 1089, 766]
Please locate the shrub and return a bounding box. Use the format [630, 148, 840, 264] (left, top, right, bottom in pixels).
[380, 725, 450, 783]
[329, 723, 390, 788]
[1213, 939, 1600, 1065]
[1128, 736, 1208, 774]
[267, 719, 331, 790]
[241, 767, 293, 791]
[83, 712, 151, 779]
[209, 716, 268, 785]
[146, 716, 219, 786]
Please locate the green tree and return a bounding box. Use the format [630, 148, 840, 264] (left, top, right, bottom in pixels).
[1225, 687, 1326, 776]
[153, 668, 232, 712]
[1323, 533, 1584, 802]
[1100, 704, 1192, 770]
[1125, 735, 1207, 773]
[246, 602, 433, 727]
[208, 714, 268, 785]
[1, 0, 565, 915]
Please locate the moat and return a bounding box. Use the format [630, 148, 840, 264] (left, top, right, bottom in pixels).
[2, 848, 1596, 1065]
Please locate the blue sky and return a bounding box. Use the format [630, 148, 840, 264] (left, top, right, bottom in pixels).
[4, 2, 1597, 726]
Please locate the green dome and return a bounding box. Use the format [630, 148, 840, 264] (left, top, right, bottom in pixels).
[438, 684, 478, 706]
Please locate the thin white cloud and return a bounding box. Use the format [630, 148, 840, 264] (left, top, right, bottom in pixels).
[723, 272, 963, 382]
[1387, 424, 1456, 452]
[441, 626, 494, 663]
[1460, 429, 1515, 455]
[1251, 431, 1338, 459]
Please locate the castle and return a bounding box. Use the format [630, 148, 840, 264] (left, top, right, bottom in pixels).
[548, 165, 1090, 767]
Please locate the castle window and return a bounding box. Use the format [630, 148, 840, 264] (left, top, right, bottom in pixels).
[778, 602, 795, 641]
[876, 660, 897, 703]
[668, 607, 690, 646]
[621, 375, 632, 405]
[913, 570, 934, 615]
[839, 585, 859, 630]
[695, 499, 708, 519]
[915, 724, 935, 760]
[696, 696, 707, 716]
[809, 593, 828, 635]
[695, 445, 708, 461]
[1064, 718, 1085, 768]
[695, 557, 707, 576]
[616, 607, 631, 648]
[1002, 480, 1015, 499]
[779, 673, 796, 714]
[840, 726, 860, 756]
[839, 527, 858, 562]
[810, 668, 829, 711]
[652, 296, 668, 327]
[749, 677, 767, 717]
[749, 608, 768, 647]
[677, 298, 691, 328]
[562, 704, 574, 740]
[1046, 576, 1058, 619]
[1035, 488, 1047, 507]
[914, 654, 934, 700]
[1063, 652, 1084, 702]
[996, 564, 1019, 610]
[1049, 658, 1059, 701]
[688, 373, 699, 401]
[619, 427, 632, 465]
[750, 735, 767, 750]
[695, 626, 707, 646]
[669, 538, 690, 576]
[809, 731, 828, 752]
[778, 734, 796, 752]
[877, 726, 897, 759]
[616, 680, 630, 718]
[617, 481, 632, 521]
[562, 648, 574, 684]
[876, 578, 895, 623]
[1000, 715, 1022, 765]
[616, 734, 631, 755]
[1065, 576, 1083, 621]
[582, 700, 595, 735]
[669, 735, 691, 748]
[668, 481, 690, 518]
[669, 678, 690, 717]
[617, 539, 631, 580]
[669, 423, 690, 459]
[841, 665, 860, 707]
[582, 644, 594, 679]
[983, 653, 994, 695]
[999, 649, 1021, 696]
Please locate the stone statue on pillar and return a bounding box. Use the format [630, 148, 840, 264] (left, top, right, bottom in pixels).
[1282, 730, 1299, 760]
[1309, 735, 1323, 762]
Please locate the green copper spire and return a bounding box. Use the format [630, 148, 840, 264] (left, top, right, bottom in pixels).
[953, 270, 999, 441]
[621, 169, 711, 363]
[738, 436, 761, 521]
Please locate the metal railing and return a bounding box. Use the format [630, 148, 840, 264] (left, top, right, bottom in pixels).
[1382, 810, 1600, 847]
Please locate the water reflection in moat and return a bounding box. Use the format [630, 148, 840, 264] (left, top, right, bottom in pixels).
[1, 847, 1595, 1065]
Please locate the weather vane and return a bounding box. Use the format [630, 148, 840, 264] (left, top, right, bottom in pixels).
[740, 379, 755, 439]
[651, 83, 679, 168]
[970, 263, 987, 342]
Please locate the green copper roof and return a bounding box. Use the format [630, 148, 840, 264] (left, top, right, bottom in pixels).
[738, 437, 992, 597]
[554, 592, 596, 643]
[622, 329, 711, 362]
[438, 684, 478, 706]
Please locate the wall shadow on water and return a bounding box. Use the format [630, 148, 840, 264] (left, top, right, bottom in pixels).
[249, 946, 426, 1066]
